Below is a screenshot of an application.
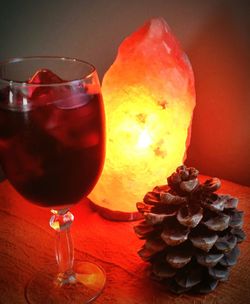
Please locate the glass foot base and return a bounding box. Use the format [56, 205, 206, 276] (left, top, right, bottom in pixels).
[25, 261, 106, 304]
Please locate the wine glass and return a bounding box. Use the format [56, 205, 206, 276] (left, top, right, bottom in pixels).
[0, 56, 106, 303]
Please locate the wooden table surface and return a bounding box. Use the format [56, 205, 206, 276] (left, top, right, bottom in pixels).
[0, 177, 250, 304]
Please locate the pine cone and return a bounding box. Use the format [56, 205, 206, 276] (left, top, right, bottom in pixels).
[134, 165, 246, 294]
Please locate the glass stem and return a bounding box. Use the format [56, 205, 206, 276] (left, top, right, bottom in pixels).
[50, 208, 76, 286]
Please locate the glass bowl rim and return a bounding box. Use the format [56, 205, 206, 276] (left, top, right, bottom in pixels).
[0, 56, 96, 87]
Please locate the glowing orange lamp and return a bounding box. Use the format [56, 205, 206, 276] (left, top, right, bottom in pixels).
[89, 17, 196, 220]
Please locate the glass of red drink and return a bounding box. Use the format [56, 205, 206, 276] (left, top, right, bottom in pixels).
[0, 57, 106, 303]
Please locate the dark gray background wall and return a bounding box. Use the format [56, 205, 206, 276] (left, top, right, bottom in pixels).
[0, 0, 249, 185]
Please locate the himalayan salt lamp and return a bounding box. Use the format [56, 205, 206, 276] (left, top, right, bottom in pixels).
[89, 17, 196, 220]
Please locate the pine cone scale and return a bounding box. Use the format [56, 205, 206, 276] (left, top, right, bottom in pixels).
[196, 252, 224, 267]
[189, 233, 218, 252]
[202, 213, 230, 231]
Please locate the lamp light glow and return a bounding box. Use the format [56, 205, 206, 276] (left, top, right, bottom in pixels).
[89, 18, 196, 220]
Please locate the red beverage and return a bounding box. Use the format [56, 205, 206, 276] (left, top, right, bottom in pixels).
[0, 58, 107, 303]
[0, 69, 105, 207]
